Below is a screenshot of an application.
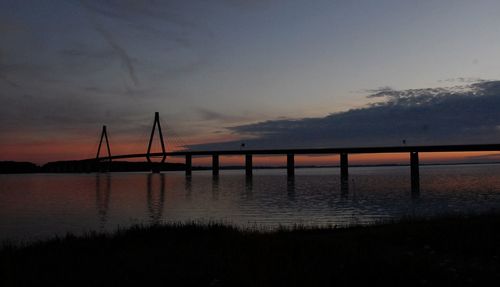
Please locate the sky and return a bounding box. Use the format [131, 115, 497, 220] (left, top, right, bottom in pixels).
[1, 0, 500, 164]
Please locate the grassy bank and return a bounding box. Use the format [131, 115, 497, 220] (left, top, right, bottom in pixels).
[2, 215, 500, 286]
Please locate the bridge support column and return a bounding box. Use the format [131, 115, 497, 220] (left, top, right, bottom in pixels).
[410, 152, 420, 193]
[212, 154, 219, 177]
[287, 154, 295, 177]
[185, 154, 192, 176]
[245, 154, 253, 177]
[151, 163, 160, 173]
[340, 153, 349, 184]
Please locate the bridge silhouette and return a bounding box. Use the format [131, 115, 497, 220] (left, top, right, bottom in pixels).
[89, 112, 500, 192]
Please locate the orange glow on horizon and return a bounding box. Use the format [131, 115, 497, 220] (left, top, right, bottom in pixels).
[167, 152, 500, 167]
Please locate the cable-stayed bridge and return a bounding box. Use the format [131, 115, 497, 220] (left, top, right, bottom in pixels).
[84, 112, 500, 192]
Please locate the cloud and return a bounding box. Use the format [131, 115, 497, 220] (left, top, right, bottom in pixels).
[438, 77, 487, 84]
[0, 73, 20, 88]
[0, 19, 28, 88]
[78, 1, 140, 86]
[464, 153, 500, 161]
[78, 0, 194, 28]
[189, 80, 500, 150]
[93, 25, 139, 86]
[75, 0, 222, 87]
[197, 108, 252, 122]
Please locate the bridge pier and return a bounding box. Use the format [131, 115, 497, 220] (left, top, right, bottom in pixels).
[245, 154, 253, 177]
[185, 154, 192, 176]
[212, 154, 220, 177]
[287, 154, 295, 177]
[151, 163, 160, 173]
[410, 152, 420, 193]
[340, 153, 349, 184]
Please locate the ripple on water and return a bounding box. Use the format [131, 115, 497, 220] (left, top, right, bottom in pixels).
[1, 165, 500, 241]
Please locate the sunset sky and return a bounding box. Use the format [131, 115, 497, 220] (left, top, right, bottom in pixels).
[1, 0, 500, 165]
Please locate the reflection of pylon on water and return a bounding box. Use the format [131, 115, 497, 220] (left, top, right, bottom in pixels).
[95, 174, 111, 229]
[147, 173, 165, 225]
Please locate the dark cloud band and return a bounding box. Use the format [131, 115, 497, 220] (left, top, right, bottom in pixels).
[189, 80, 500, 150]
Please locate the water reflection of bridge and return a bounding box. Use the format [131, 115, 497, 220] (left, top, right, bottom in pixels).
[147, 174, 165, 225]
[93, 170, 426, 226]
[94, 173, 167, 227]
[95, 174, 111, 229]
[88, 112, 500, 194]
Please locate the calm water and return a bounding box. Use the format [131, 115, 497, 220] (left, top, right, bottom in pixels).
[1, 164, 500, 242]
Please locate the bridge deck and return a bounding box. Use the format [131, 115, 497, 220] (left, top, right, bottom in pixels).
[90, 143, 500, 161]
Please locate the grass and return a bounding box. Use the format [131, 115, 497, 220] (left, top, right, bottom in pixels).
[2, 214, 500, 286]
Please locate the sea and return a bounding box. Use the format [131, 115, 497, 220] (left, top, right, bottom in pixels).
[1, 164, 500, 242]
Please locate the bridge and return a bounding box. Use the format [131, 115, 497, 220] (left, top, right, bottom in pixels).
[89, 112, 500, 192]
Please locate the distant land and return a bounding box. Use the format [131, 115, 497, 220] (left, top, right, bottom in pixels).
[1, 160, 500, 174]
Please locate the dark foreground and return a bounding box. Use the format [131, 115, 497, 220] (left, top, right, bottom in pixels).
[2, 215, 500, 286]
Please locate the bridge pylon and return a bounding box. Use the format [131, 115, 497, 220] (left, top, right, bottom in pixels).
[146, 112, 167, 165]
[96, 125, 112, 172]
